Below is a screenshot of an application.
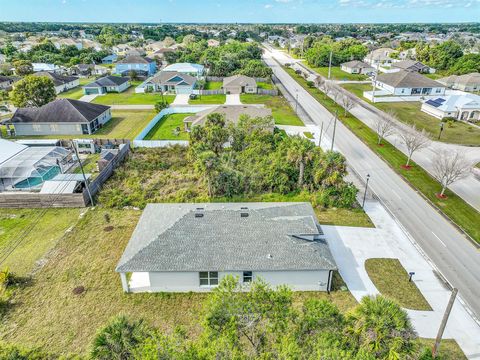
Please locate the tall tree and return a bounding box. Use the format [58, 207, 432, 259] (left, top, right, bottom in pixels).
[374, 110, 397, 145]
[398, 125, 431, 167]
[432, 150, 472, 197]
[287, 136, 316, 187]
[13, 60, 33, 76]
[10, 75, 56, 107]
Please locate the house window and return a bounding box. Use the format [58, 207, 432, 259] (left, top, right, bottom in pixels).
[32, 124, 41, 132]
[243, 271, 253, 283]
[435, 88, 442, 93]
[199, 272, 218, 286]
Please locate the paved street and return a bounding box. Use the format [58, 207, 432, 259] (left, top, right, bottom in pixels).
[263, 47, 480, 321]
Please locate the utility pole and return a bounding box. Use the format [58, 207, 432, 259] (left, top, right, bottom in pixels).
[295, 89, 299, 113]
[330, 110, 338, 151]
[71, 140, 94, 207]
[318, 121, 324, 148]
[362, 174, 371, 208]
[327, 50, 333, 80]
[432, 288, 458, 358]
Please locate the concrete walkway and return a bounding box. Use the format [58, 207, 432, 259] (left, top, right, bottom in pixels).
[172, 94, 190, 106]
[78, 94, 98, 103]
[325, 200, 480, 358]
[225, 94, 242, 105]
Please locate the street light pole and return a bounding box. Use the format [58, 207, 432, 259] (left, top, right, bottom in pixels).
[362, 174, 371, 208]
[330, 110, 338, 151]
[318, 121, 324, 148]
[328, 50, 333, 80]
[295, 89, 299, 113]
[438, 122, 444, 140]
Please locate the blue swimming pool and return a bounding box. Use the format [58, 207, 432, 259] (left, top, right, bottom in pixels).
[14, 166, 61, 189]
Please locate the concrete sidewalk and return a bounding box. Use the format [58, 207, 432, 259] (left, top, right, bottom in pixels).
[325, 200, 480, 358]
[225, 94, 241, 105]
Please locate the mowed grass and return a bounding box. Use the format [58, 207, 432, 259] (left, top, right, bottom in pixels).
[0, 208, 358, 355]
[341, 83, 480, 146]
[92, 85, 175, 105]
[144, 113, 193, 140]
[285, 66, 480, 244]
[204, 81, 222, 90]
[240, 94, 304, 126]
[0, 208, 82, 276]
[57, 87, 85, 100]
[304, 64, 369, 81]
[189, 94, 226, 104]
[258, 81, 274, 90]
[365, 258, 432, 311]
[418, 339, 467, 360]
[315, 207, 374, 228]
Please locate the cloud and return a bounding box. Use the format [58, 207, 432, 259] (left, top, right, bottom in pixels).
[337, 0, 478, 8]
[264, 4, 274, 8]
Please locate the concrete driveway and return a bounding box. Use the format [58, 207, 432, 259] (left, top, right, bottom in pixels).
[325, 200, 480, 358]
[172, 94, 190, 106]
[78, 94, 98, 103]
[225, 94, 241, 105]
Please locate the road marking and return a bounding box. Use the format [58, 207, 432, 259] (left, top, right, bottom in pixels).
[432, 231, 447, 247]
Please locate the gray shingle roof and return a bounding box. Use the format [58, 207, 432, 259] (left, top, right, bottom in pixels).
[116, 202, 337, 273]
[223, 75, 257, 88]
[9, 99, 110, 124]
[117, 55, 154, 64]
[392, 60, 429, 72]
[376, 70, 444, 88]
[84, 75, 130, 88]
[32, 71, 78, 87]
[341, 60, 372, 69]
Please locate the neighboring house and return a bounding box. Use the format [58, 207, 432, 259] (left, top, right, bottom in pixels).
[391, 60, 432, 74]
[421, 94, 480, 122]
[375, 70, 446, 96]
[81, 39, 103, 51]
[115, 202, 337, 293]
[340, 60, 375, 75]
[151, 48, 175, 61]
[32, 63, 64, 73]
[207, 39, 220, 47]
[115, 55, 157, 77]
[162, 63, 205, 78]
[8, 99, 112, 136]
[71, 64, 109, 77]
[438, 73, 480, 92]
[222, 75, 257, 94]
[184, 105, 272, 131]
[32, 71, 79, 94]
[398, 48, 417, 60]
[83, 76, 130, 95]
[102, 54, 118, 64]
[364, 47, 396, 66]
[140, 71, 196, 94]
[53, 38, 83, 50]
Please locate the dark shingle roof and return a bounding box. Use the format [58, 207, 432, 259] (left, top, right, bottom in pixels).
[392, 60, 429, 72]
[117, 55, 154, 64]
[32, 71, 78, 87]
[10, 99, 110, 124]
[376, 70, 444, 88]
[116, 202, 337, 273]
[84, 75, 130, 88]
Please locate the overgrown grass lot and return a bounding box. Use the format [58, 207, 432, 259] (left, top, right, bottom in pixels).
[203, 81, 222, 90]
[304, 64, 369, 81]
[340, 83, 480, 146]
[365, 258, 432, 311]
[188, 94, 226, 104]
[240, 94, 304, 126]
[144, 113, 193, 140]
[285, 66, 480, 244]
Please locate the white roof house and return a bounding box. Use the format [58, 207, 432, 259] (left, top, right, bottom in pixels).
[32, 63, 64, 73]
[421, 94, 480, 122]
[162, 63, 205, 77]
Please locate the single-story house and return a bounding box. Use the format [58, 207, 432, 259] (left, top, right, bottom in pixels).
[391, 60, 432, 74]
[222, 75, 257, 94]
[71, 64, 109, 77]
[83, 76, 130, 95]
[364, 47, 396, 66]
[141, 71, 197, 94]
[32, 63, 64, 73]
[32, 71, 79, 94]
[340, 60, 375, 75]
[8, 98, 112, 136]
[115, 202, 337, 293]
[102, 54, 118, 64]
[184, 105, 273, 131]
[162, 63, 205, 78]
[375, 70, 446, 96]
[421, 94, 480, 122]
[438, 73, 480, 92]
[115, 55, 157, 77]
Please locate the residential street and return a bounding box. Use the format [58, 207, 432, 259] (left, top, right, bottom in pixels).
[262, 47, 480, 320]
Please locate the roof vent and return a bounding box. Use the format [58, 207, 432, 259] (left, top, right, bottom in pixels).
[240, 206, 249, 218]
[195, 207, 204, 218]
[267, 254, 273, 259]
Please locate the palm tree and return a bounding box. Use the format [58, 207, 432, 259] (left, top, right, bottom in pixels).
[90, 315, 150, 360]
[287, 136, 315, 187]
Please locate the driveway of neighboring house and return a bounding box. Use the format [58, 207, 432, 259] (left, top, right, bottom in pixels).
[78, 94, 98, 102]
[324, 200, 480, 358]
[172, 94, 190, 106]
[225, 94, 242, 105]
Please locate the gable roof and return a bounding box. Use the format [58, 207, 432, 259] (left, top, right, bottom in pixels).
[376, 70, 444, 88]
[116, 202, 337, 273]
[147, 71, 196, 86]
[117, 55, 154, 64]
[341, 60, 373, 69]
[223, 74, 257, 88]
[438, 72, 480, 87]
[9, 99, 110, 124]
[32, 71, 78, 87]
[424, 94, 480, 112]
[185, 105, 272, 127]
[392, 60, 429, 72]
[163, 63, 204, 74]
[84, 75, 130, 88]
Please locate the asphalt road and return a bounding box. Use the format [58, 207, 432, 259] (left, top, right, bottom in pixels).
[263, 47, 480, 319]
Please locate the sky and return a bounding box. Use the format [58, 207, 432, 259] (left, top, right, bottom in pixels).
[0, 0, 479, 23]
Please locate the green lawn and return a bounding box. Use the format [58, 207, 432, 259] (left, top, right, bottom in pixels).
[189, 94, 226, 104]
[365, 258, 432, 311]
[144, 113, 193, 140]
[58, 87, 85, 100]
[0, 208, 82, 276]
[204, 81, 222, 90]
[75, 153, 101, 178]
[314, 207, 374, 228]
[258, 82, 274, 90]
[92, 85, 175, 105]
[341, 83, 480, 146]
[304, 63, 368, 81]
[285, 66, 480, 244]
[240, 94, 304, 126]
[303, 131, 314, 139]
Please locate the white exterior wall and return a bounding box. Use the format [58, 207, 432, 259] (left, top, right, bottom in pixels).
[376, 81, 446, 97]
[127, 270, 332, 293]
[55, 79, 80, 94]
[421, 103, 457, 119]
